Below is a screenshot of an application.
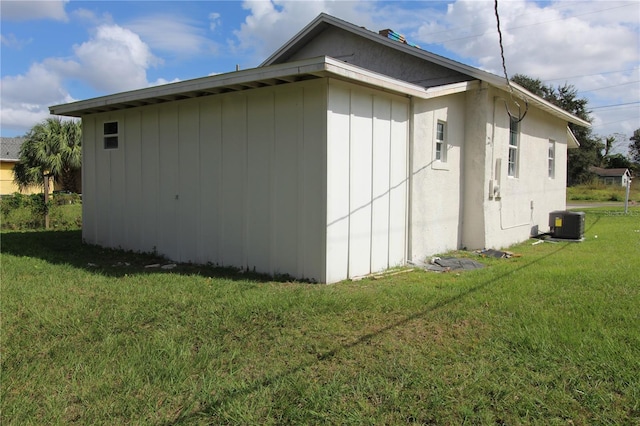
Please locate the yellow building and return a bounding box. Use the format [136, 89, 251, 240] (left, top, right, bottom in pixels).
[1, 137, 43, 195]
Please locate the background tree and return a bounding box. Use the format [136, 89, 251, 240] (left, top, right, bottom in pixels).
[13, 118, 82, 193]
[630, 129, 640, 164]
[602, 153, 632, 169]
[512, 74, 603, 185]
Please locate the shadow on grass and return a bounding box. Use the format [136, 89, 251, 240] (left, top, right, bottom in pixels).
[3, 221, 603, 423]
[0, 229, 292, 283]
[165, 239, 581, 424]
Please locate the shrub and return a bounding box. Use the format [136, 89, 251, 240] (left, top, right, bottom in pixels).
[52, 192, 81, 205]
[0, 192, 81, 230]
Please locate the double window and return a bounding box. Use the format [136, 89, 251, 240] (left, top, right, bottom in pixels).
[104, 121, 119, 149]
[507, 118, 519, 177]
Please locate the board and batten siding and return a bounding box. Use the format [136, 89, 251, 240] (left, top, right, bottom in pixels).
[325, 81, 409, 283]
[82, 78, 409, 283]
[82, 80, 327, 281]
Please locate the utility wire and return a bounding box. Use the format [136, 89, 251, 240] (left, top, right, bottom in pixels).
[494, 0, 528, 123]
[591, 101, 640, 110]
[543, 67, 639, 82]
[579, 80, 640, 94]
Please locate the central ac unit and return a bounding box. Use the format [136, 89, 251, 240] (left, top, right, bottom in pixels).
[549, 211, 585, 240]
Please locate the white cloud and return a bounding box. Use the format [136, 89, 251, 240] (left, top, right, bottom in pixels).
[0, 63, 74, 134]
[411, 0, 639, 138]
[0, 0, 68, 22]
[1, 62, 69, 105]
[68, 24, 160, 93]
[209, 12, 221, 31]
[126, 15, 218, 56]
[71, 8, 113, 25]
[1, 23, 161, 134]
[0, 33, 32, 49]
[232, 0, 377, 63]
[150, 77, 181, 87]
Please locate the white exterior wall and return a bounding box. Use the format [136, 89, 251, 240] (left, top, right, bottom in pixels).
[325, 80, 409, 283]
[483, 88, 569, 249]
[82, 80, 327, 281]
[408, 84, 570, 257]
[461, 85, 491, 251]
[410, 93, 466, 260]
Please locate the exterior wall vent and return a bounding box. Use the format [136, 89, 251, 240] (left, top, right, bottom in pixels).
[548, 211, 585, 240]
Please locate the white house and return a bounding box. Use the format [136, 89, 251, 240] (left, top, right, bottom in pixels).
[50, 14, 589, 283]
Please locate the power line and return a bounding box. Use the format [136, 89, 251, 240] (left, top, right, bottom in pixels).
[494, 0, 528, 122]
[580, 80, 640, 94]
[543, 67, 640, 83]
[591, 101, 640, 110]
[591, 117, 640, 128]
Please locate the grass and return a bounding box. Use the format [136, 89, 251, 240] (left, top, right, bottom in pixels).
[567, 180, 639, 202]
[2, 207, 639, 424]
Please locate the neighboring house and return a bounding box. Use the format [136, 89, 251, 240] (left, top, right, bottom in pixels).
[589, 166, 631, 187]
[1, 137, 22, 195]
[0, 136, 77, 195]
[0, 137, 43, 196]
[50, 14, 589, 283]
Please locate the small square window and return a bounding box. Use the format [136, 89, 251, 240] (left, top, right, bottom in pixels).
[104, 122, 118, 135]
[103, 121, 119, 149]
[104, 136, 118, 149]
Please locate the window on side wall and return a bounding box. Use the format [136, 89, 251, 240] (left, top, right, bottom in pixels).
[548, 139, 555, 178]
[104, 121, 119, 149]
[507, 117, 519, 177]
[435, 121, 446, 162]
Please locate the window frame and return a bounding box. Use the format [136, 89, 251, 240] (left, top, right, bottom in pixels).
[548, 139, 555, 179]
[435, 120, 446, 163]
[507, 117, 519, 177]
[103, 121, 119, 150]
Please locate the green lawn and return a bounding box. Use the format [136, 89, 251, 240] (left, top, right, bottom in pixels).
[2, 208, 639, 425]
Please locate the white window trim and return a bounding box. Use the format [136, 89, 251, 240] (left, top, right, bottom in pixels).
[507, 118, 519, 178]
[548, 139, 555, 179]
[432, 119, 449, 170]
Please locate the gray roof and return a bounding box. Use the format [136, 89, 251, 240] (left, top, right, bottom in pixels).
[589, 166, 631, 177]
[0, 137, 25, 161]
[262, 13, 590, 128]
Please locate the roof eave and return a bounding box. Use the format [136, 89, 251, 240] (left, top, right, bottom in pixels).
[51, 57, 478, 118]
[50, 57, 334, 117]
[510, 83, 591, 128]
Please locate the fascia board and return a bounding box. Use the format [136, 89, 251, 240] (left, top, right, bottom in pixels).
[510, 83, 591, 128]
[49, 57, 332, 117]
[567, 127, 580, 149]
[323, 57, 478, 100]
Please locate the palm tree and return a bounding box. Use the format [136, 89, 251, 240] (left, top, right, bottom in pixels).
[13, 117, 82, 193]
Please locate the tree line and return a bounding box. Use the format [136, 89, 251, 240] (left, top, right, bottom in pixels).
[512, 74, 639, 185]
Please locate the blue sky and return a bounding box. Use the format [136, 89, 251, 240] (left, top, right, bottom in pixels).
[2, 0, 639, 151]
